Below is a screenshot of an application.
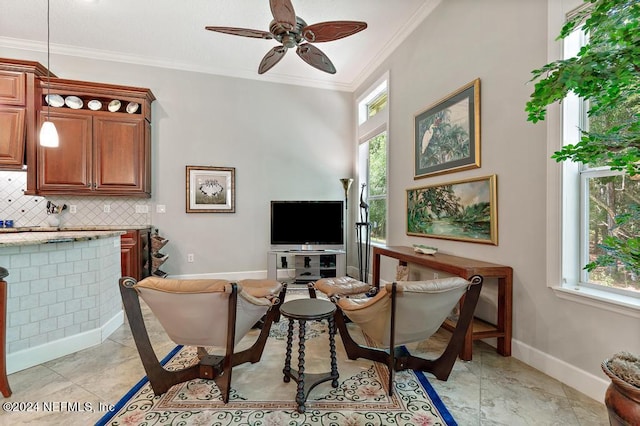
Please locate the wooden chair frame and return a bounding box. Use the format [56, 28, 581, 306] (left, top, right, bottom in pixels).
[334, 274, 483, 395]
[119, 276, 284, 402]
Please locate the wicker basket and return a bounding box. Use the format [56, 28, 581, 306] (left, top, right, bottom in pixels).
[151, 235, 169, 252]
[152, 253, 168, 270]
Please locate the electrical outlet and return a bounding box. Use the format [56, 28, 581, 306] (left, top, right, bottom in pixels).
[135, 205, 149, 214]
[187, 253, 194, 263]
[103, 204, 110, 213]
[156, 204, 166, 213]
[69, 205, 77, 213]
[433, 272, 439, 279]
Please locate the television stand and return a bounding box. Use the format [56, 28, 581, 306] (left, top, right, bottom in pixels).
[268, 250, 345, 284]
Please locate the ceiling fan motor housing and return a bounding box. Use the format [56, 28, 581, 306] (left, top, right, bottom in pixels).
[270, 17, 307, 47]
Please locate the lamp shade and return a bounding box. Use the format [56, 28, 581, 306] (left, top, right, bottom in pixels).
[39, 121, 59, 147]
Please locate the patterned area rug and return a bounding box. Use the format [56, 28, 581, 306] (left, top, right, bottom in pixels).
[97, 320, 456, 426]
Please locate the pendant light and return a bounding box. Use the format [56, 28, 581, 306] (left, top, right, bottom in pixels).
[39, 0, 59, 148]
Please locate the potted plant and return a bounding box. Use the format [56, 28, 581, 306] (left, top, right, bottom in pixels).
[526, 0, 639, 277]
[601, 352, 640, 425]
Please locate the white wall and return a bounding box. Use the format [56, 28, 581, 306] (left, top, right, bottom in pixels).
[0, 46, 354, 276]
[354, 0, 639, 401]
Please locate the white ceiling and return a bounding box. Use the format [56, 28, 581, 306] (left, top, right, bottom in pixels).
[0, 0, 440, 91]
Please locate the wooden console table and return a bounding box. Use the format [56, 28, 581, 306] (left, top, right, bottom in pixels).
[372, 246, 512, 361]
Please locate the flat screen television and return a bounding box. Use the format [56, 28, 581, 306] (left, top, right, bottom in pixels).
[270, 200, 344, 251]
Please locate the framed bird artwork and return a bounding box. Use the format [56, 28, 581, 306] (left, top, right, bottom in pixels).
[414, 78, 481, 179]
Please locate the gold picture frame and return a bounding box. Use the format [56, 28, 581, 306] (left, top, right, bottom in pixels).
[186, 166, 235, 213]
[414, 78, 481, 179]
[406, 174, 497, 245]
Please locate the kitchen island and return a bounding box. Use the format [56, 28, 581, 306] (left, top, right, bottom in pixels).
[0, 230, 124, 377]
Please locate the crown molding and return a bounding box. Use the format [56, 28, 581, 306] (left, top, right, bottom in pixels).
[350, 0, 441, 91]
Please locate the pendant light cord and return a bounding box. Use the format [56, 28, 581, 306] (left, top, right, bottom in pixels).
[46, 0, 51, 121]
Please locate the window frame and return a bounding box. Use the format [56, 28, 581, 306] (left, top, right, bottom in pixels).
[357, 72, 389, 245]
[546, 0, 640, 316]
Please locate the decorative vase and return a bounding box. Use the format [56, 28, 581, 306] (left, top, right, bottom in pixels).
[602, 359, 640, 426]
[47, 214, 60, 227]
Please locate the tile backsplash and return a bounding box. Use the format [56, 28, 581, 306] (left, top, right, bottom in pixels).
[0, 171, 151, 228]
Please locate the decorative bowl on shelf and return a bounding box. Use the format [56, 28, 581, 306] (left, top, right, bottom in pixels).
[126, 102, 139, 114]
[88, 99, 102, 111]
[108, 99, 121, 112]
[413, 244, 438, 255]
[64, 96, 83, 109]
[45, 94, 64, 107]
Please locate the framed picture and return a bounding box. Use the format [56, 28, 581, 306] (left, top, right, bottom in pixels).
[186, 166, 235, 213]
[406, 174, 497, 245]
[414, 78, 481, 179]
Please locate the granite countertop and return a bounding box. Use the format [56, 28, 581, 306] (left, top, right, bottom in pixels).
[0, 228, 145, 247]
[0, 225, 152, 234]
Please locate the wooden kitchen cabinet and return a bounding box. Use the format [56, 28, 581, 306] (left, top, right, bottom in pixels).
[36, 110, 147, 194]
[0, 59, 50, 170]
[120, 229, 151, 281]
[27, 77, 155, 197]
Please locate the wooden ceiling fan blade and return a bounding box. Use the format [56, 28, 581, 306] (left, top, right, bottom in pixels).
[302, 21, 367, 42]
[205, 26, 273, 39]
[296, 43, 336, 74]
[270, 0, 297, 31]
[258, 46, 288, 74]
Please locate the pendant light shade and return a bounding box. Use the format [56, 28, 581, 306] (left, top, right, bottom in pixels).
[40, 0, 59, 148]
[39, 121, 59, 147]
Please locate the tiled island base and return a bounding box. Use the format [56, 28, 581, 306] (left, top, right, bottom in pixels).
[0, 232, 123, 374]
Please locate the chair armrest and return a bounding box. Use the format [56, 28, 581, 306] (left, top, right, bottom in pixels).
[336, 288, 389, 312]
[238, 279, 283, 299]
[385, 276, 469, 294]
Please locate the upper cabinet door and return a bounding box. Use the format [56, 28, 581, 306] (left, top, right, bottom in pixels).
[0, 70, 27, 169]
[0, 71, 26, 105]
[0, 107, 26, 168]
[93, 115, 146, 194]
[37, 110, 93, 193]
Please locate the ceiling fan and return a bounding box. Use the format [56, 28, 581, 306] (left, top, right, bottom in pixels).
[205, 0, 367, 75]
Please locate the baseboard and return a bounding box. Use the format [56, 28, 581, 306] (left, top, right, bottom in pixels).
[511, 338, 609, 402]
[7, 309, 123, 374]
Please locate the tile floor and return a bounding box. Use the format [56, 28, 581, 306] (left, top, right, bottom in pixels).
[3, 294, 610, 426]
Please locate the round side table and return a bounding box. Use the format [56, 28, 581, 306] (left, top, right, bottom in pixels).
[279, 298, 339, 413]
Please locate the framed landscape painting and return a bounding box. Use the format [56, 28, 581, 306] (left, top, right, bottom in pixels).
[414, 78, 481, 179]
[406, 174, 497, 245]
[186, 166, 235, 213]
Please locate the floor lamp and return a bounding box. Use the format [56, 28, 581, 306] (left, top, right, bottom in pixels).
[340, 178, 353, 276]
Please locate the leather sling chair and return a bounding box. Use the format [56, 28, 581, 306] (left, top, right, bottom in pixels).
[119, 276, 284, 402]
[314, 275, 483, 396]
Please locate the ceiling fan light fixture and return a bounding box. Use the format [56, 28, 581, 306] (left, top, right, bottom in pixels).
[281, 34, 297, 48]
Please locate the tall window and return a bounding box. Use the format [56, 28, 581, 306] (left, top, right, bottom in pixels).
[357, 75, 388, 244]
[562, 18, 640, 297]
